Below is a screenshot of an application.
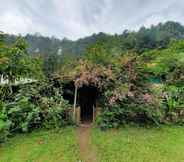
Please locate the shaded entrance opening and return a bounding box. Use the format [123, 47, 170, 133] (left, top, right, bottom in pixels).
[62, 81, 75, 104]
[78, 85, 98, 123]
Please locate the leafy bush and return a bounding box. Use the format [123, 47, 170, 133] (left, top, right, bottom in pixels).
[96, 56, 163, 129]
[0, 120, 10, 142]
[163, 86, 184, 110]
[0, 79, 73, 142]
[0, 101, 11, 142]
[17, 80, 73, 128]
[162, 85, 184, 123]
[97, 93, 162, 130]
[3, 96, 41, 133]
[43, 103, 72, 129]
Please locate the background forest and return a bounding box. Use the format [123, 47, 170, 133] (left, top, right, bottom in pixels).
[3, 21, 184, 75]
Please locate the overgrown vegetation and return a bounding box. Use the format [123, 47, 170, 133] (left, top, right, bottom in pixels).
[0, 34, 72, 142]
[0, 21, 184, 141]
[96, 40, 184, 129]
[57, 31, 184, 129]
[0, 81, 73, 142]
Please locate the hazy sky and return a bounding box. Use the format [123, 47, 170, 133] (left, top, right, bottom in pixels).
[0, 0, 184, 40]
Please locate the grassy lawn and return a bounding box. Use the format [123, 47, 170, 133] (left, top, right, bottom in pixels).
[0, 127, 80, 162]
[92, 126, 184, 162]
[1, 126, 184, 162]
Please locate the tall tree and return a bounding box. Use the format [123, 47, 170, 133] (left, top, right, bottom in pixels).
[0, 34, 43, 83]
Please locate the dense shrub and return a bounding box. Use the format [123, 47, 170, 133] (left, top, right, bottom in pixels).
[43, 102, 72, 129]
[0, 101, 11, 142]
[96, 55, 164, 129]
[97, 90, 163, 130]
[162, 86, 184, 123]
[0, 119, 10, 143]
[0, 97, 41, 142]
[4, 96, 41, 133]
[100, 41, 184, 129]
[0, 80, 73, 142]
[18, 80, 73, 128]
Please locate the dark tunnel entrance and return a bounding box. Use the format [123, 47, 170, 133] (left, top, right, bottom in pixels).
[62, 81, 75, 105]
[78, 86, 98, 123]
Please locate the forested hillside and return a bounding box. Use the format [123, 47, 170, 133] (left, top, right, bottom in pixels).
[4, 21, 184, 55]
[3, 21, 184, 75]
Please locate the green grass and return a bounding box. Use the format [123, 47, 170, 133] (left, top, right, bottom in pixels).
[0, 127, 80, 162]
[1, 126, 184, 162]
[91, 126, 184, 162]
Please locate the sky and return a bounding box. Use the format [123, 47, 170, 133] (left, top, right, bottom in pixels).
[0, 0, 184, 40]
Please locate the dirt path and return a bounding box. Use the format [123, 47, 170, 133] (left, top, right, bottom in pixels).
[77, 123, 98, 162]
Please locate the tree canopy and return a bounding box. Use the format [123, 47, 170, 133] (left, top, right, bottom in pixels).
[0, 33, 43, 83]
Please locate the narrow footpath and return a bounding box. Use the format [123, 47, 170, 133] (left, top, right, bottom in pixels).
[77, 123, 98, 162]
